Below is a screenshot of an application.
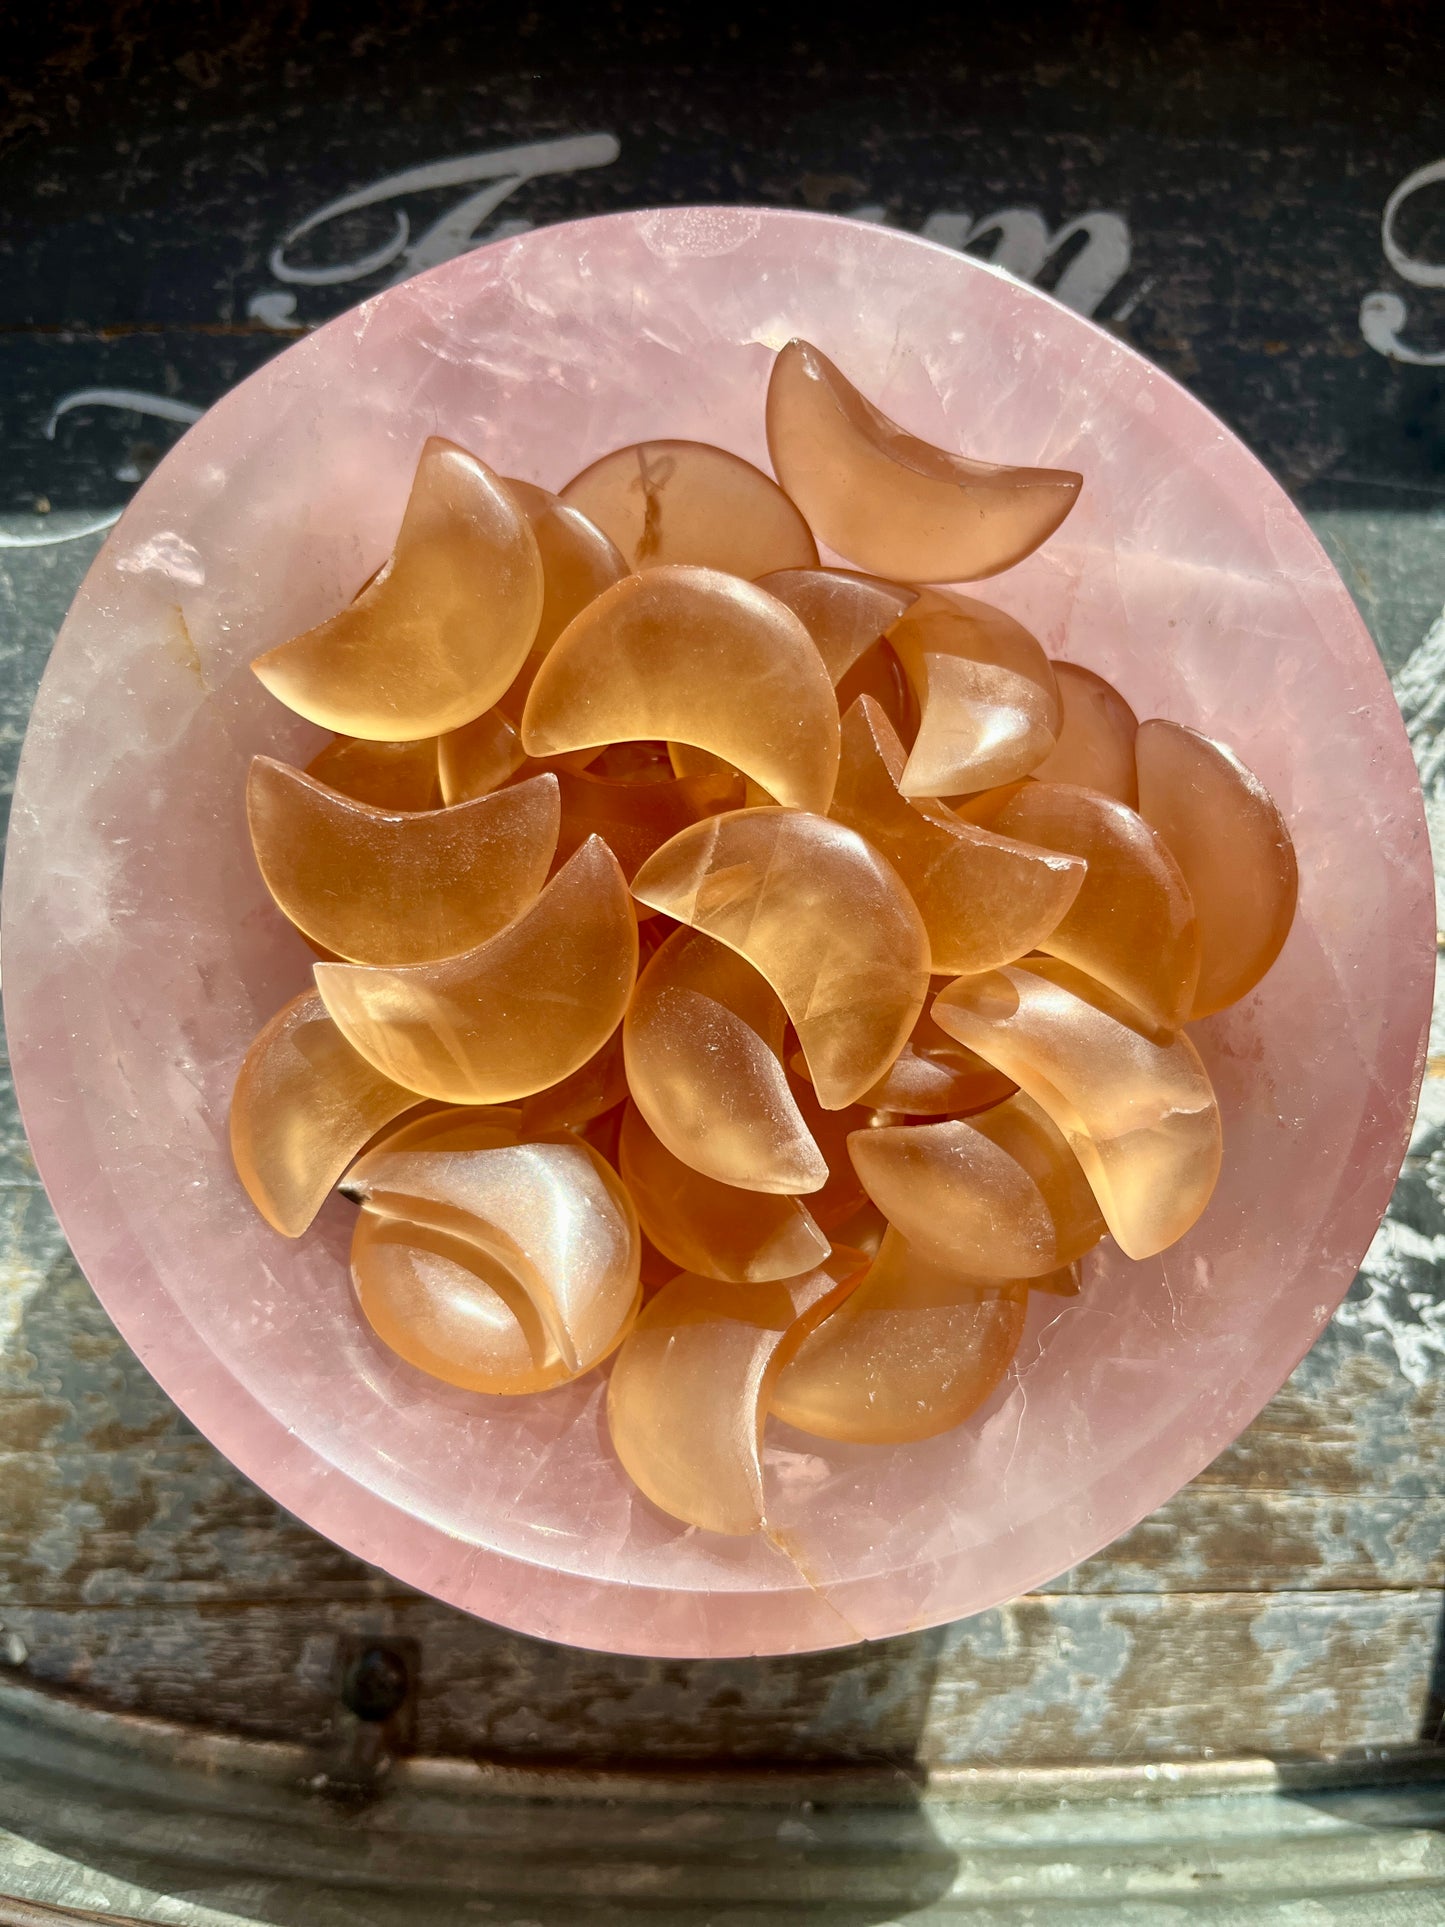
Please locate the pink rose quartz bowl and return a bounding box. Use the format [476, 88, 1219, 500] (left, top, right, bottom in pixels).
[2, 208, 1432, 1658]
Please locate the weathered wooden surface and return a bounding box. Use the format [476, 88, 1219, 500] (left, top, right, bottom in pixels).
[2, 0, 1445, 1808]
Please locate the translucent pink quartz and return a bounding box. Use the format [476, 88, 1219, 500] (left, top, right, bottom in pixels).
[10, 209, 1429, 1663]
[246, 760, 560, 966]
[932, 964, 1223, 1260]
[495, 477, 628, 721]
[753, 569, 916, 684]
[618, 1103, 830, 1283]
[313, 836, 638, 1104]
[888, 590, 1062, 797]
[771, 1227, 1029, 1443]
[559, 438, 818, 577]
[1135, 719, 1299, 1018]
[847, 1105, 1096, 1278]
[229, 991, 420, 1237]
[1029, 663, 1140, 804]
[348, 1109, 640, 1379]
[624, 926, 827, 1194]
[520, 567, 841, 812]
[606, 1250, 865, 1534]
[631, 807, 930, 1110]
[306, 735, 442, 811]
[829, 696, 1084, 976]
[251, 439, 544, 740]
[970, 781, 1201, 1031]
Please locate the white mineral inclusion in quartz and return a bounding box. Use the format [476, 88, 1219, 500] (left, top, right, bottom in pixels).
[1, 208, 1432, 1659]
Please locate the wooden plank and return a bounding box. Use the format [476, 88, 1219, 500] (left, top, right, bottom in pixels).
[0, 1589, 1436, 1767]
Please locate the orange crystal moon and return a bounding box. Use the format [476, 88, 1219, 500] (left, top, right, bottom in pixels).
[618, 1103, 830, 1283]
[624, 926, 827, 1194]
[436, 709, 528, 805]
[494, 476, 629, 722]
[830, 696, 1084, 976]
[228, 991, 420, 1237]
[771, 1227, 1028, 1444]
[931, 964, 1223, 1260]
[306, 735, 442, 811]
[518, 1028, 629, 1136]
[1135, 719, 1299, 1019]
[855, 1003, 1016, 1115]
[350, 1205, 586, 1395]
[520, 566, 841, 812]
[848, 1117, 1067, 1278]
[313, 835, 638, 1104]
[765, 338, 1082, 583]
[554, 762, 744, 885]
[888, 590, 1062, 797]
[251, 439, 544, 740]
[970, 780, 1201, 1031]
[348, 1115, 640, 1375]
[1029, 663, 1139, 804]
[782, 1066, 871, 1229]
[754, 568, 916, 683]
[247, 759, 561, 966]
[966, 1091, 1106, 1268]
[606, 1250, 865, 1534]
[559, 438, 818, 577]
[631, 806, 930, 1110]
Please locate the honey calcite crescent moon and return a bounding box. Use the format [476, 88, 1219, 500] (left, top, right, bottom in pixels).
[436, 709, 528, 805]
[495, 477, 629, 723]
[624, 926, 827, 1195]
[754, 569, 916, 684]
[251, 439, 544, 740]
[888, 591, 1062, 798]
[314, 836, 637, 1105]
[520, 567, 841, 812]
[1135, 720, 1299, 1019]
[306, 735, 442, 812]
[848, 1117, 1061, 1278]
[932, 964, 1223, 1260]
[765, 338, 1082, 583]
[631, 807, 930, 1110]
[518, 1028, 628, 1137]
[1029, 663, 1139, 805]
[971, 781, 1200, 1031]
[831, 697, 1084, 976]
[854, 1004, 1016, 1115]
[348, 1115, 640, 1376]
[966, 1091, 1105, 1268]
[229, 991, 420, 1237]
[619, 1103, 830, 1283]
[560, 438, 818, 577]
[771, 1228, 1028, 1444]
[607, 1250, 866, 1536]
[555, 763, 744, 886]
[247, 760, 560, 966]
[351, 1206, 587, 1396]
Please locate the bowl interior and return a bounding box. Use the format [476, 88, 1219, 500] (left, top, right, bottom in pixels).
[2, 207, 1432, 1656]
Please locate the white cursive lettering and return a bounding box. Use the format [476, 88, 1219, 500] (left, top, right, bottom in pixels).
[1360, 158, 1445, 365]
